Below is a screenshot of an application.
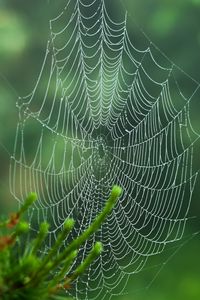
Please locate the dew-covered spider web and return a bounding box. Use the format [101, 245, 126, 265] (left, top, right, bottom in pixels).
[10, 0, 200, 299]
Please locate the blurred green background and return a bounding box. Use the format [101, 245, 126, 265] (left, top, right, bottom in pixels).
[0, 0, 200, 299]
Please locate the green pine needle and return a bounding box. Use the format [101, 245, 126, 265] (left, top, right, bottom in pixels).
[0, 186, 122, 300]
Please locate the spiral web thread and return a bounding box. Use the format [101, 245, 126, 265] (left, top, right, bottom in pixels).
[10, 0, 200, 299]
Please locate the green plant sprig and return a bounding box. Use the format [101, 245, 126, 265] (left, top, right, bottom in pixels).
[0, 186, 122, 300]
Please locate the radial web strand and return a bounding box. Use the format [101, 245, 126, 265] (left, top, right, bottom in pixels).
[10, 0, 200, 299]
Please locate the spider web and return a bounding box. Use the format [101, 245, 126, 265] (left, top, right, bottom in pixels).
[10, 0, 200, 299]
